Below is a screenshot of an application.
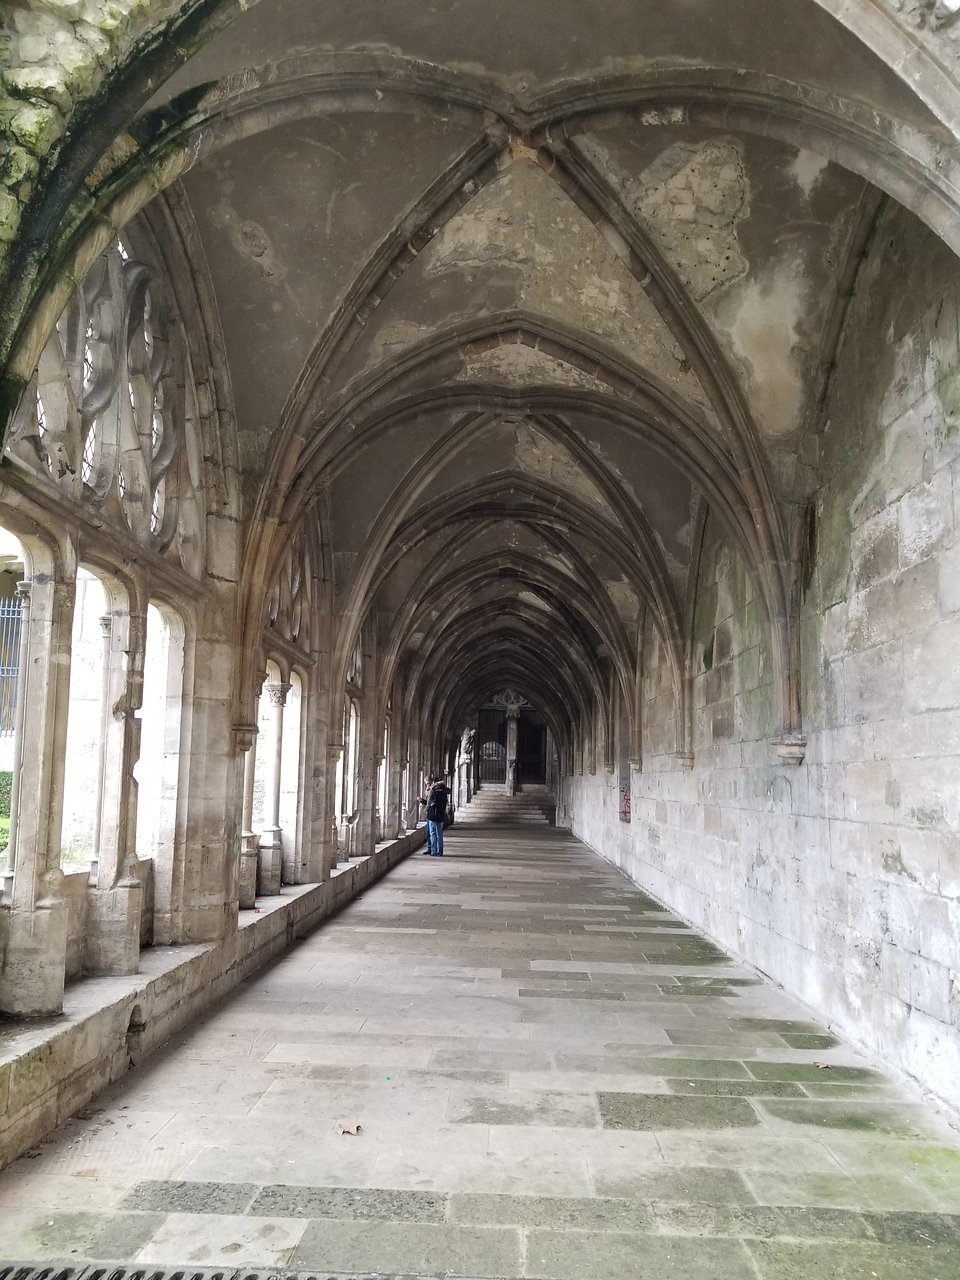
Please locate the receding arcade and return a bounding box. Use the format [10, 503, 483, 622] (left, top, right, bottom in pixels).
[0, 0, 959, 1166]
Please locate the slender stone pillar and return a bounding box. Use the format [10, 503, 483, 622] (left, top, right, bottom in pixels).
[0, 564, 72, 1017]
[237, 725, 259, 909]
[506, 710, 519, 795]
[258, 681, 289, 895]
[86, 593, 144, 977]
[323, 740, 343, 877]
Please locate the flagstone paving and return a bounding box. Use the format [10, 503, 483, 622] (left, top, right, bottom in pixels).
[1, 818, 959, 1278]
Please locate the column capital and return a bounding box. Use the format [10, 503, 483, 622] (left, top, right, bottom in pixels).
[266, 681, 292, 707]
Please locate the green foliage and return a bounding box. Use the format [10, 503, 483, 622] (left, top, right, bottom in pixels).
[0, 770, 12, 818]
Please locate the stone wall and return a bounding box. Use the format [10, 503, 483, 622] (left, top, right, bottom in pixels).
[567, 200, 960, 1116]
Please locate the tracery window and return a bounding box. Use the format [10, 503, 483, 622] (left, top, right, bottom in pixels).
[347, 635, 363, 688]
[266, 520, 314, 652]
[345, 699, 360, 817]
[8, 240, 205, 577]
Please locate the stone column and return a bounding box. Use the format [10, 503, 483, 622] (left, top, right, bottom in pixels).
[0, 565, 72, 1017]
[506, 709, 519, 795]
[386, 732, 404, 839]
[323, 741, 343, 877]
[170, 521, 243, 943]
[258, 680, 289, 895]
[89, 613, 113, 879]
[86, 593, 144, 977]
[299, 663, 325, 884]
[237, 725, 259, 909]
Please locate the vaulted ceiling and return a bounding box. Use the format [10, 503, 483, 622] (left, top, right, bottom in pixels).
[123, 0, 957, 749]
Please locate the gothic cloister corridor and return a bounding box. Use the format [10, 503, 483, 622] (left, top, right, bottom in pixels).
[4, 1, 960, 1274]
[0, 812, 958, 1278]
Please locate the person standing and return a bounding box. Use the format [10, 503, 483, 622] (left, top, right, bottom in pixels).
[419, 773, 449, 856]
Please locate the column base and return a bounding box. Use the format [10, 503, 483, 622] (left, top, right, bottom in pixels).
[0, 899, 69, 1015]
[239, 835, 259, 909]
[257, 834, 283, 895]
[84, 883, 142, 976]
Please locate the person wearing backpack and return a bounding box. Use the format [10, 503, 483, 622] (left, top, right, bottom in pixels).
[419, 773, 449, 857]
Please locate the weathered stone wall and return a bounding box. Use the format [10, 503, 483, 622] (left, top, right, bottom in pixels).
[567, 200, 960, 1116]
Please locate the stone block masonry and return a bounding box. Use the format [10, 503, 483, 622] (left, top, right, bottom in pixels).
[568, 201, 960, 1119]
[0, 829, 424, 1169]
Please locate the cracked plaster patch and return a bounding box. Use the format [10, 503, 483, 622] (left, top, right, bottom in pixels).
[455, 343, 611, 392]
[423, 163, 714, 413]
[605, 577, 641, 623]
[578, 134, 750, 304]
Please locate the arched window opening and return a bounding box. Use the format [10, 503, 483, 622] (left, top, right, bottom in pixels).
[0, 527, 26, 896]
[250, 661, 291, 896]
[251, 662, 281, 832]
[334, 698, 361, 862]
[377, 717, 390, 841]
[401, 758, 411, 833]
[334, 701, 346, 824]
[278, 672, 303, 884]
[345, 699, 360, 820]
[134, 603, 185, 922]
[61, 568, 109, 870]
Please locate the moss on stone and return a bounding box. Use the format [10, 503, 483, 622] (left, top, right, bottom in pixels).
[0, 373, 29, 439]
[10, 101, 64, 153]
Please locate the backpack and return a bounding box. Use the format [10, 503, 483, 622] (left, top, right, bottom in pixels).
[426, 784, 447, 822]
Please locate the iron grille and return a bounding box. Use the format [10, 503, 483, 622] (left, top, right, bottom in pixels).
[0, 593, 22, 736]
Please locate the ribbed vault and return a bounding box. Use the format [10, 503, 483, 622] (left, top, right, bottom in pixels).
[5, 0, 960, 778]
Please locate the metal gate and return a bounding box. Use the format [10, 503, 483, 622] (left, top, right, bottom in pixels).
[477, 708, 506, 783]
[0, 594, 22, 736]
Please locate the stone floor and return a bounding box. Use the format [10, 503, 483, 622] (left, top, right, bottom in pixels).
[1, 819, 960, 1278]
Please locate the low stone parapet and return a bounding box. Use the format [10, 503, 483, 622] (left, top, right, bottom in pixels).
[0, 827, 425, 1169]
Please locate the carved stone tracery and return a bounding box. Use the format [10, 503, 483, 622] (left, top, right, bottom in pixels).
[888, 0, 960, 30]
[266, 518, 315, 653]
[7, 240, 206, 577]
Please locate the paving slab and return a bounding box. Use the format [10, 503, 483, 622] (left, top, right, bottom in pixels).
[0, 817, 958, 1279]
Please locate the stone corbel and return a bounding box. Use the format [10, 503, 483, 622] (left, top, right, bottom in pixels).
[775, 732, 807, 766]
[233, 722, 258, 756]
[675, 751, 695, 770]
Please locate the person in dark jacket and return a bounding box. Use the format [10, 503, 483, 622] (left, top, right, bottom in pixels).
[419, 773, 449, 857]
